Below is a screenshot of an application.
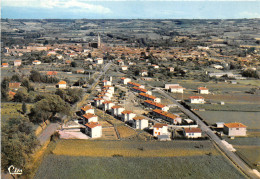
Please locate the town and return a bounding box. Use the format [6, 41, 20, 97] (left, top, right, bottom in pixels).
[1, 19, 260, 179]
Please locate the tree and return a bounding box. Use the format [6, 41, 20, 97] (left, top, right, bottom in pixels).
[29, 70, 41, 82]
[14, 87, 29, 102]
[1, 118, 39, 174]
[22, 101, 27, 114]
[71, 62, 77, 67]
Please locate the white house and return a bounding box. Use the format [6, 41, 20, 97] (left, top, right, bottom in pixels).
[183, 128, 202, 138]
[14, 60, 22, 66]
[189, 96, 205, 104]
[85, 122, 102, 138]
[165, 84, 179, 90]
[139, 93, 161, 103]
[96, 58, 103, 64]
[153, 123, 168, 137]
[81, 105, 94, 115]
[103, 80, 112, 86]
[102, 101, 115, 111]
[121, 77, 131, 85]
[121, 110, 136, 122]
[170, 86, 184, 93]
[127, 82, 145, 89]
[144, 100, 169, 112]
[94, 98, 105, 107]
[2, 63, 9, 68]
[223, 123, 247, 137]
[121, 66, 128, 71]
[111, 105, 125, 117]
[198, 87, 209, 94]
[32, 60, 41, 65]
[82, 113, 98, 124]
[133, 116, 148, 130]
[140, 70, 148, 77]
[103, 85, 115, 93]
[56, 81, 67, 89]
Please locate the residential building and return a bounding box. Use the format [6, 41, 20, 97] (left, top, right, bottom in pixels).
[14, 60, 22, 66]
[133, 116, 148, 130]
[132, 87, 152, 95]
[82, 113, 98, 124]
[198, 87, 209, 94]
[46, 71, 58, 76]
[139, 93, 160, 103]
[121, 66, 128, 71]
[144, 100, 169, 112]
[85, 122, 102, 138]
[183, 128, 202, 138]
[127, 82, 145, 89]
[223, 123, 247, 136]
[103, 80, 112, 86]
[189, 96, 205, 104]
[165, 84, 179, 89]
[111, 105, 125, 117]
[153, 109, 182, 124]
[120, 77, 131, 85]
[121, 110, 136, 122]
[102, 101, 115, 111]
[95, 58, 103, 64]
[57, 81, 67, 89]
[2, 63, 9, 68]
[81, 105, 94, 115]
[94, 98, 104, 107]
[9, 82, 21, 91]
[170, 86, 184, 93]
[153, 123, 168, 137]
[32, 60, 41, 65]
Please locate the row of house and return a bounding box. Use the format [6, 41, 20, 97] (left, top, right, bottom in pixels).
[165, 84, 209, 94]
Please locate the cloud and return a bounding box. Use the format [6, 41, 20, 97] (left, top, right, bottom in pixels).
[2, 0, 112, 14]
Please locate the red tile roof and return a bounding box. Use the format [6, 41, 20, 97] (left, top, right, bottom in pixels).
[189, 96, 204, 99]
[144, 100, 165, 108]
[224, 123, 246, 128]
[154, 123, 168, 128]
[94, 98, 104, 101]
[9, 82, 21, 89]
[47, 71, 58, 75]
[57, 80, 67, 85]
[184, 128, 202, 133]
[127, 81, 141, 87]
[139, 93, 156, 100]
[85, 122, 101, 128]
[81, 105, 93, 111]
[111, 105, 123, 109]
[133, 116, 146, 121]
[153, 109, 178, 119]
[121, 110, 133, 114]
[102, 101, 113, 104]
[198, 87, 208, 90]
[82, 113, 97, 119]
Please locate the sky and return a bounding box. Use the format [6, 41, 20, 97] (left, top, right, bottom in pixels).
[1, 0, 260, 19]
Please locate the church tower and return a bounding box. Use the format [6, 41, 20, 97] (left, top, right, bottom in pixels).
[98, 34, 101, 48]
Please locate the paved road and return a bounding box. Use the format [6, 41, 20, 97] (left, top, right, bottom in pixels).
[156, 88, 259, 179]
[37, 123, 60, 145]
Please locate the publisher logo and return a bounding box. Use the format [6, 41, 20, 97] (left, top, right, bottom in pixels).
[8, 165, 22, 175]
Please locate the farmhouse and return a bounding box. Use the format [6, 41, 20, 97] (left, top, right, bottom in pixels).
[183, 128, 202, 138]
[102, 101, 115, 111]
[120, 77, 131, 85]
[14, 60, 22, 66]
[85, 122, 102, 138]
[95, 58, 103, 64]
[152, 109, 182, 124]
[153, 123, 168, 137]
[57, 81, 67, 89]
[132, 87, 152, 95]
[2, 63, 9, 68]
[144, 100, 169, 112]
[127, 82, 145, 89]
[170, 86, 184, 93]
[223, 123, 247, 137]
[9, 82, 21, 91]
[121, 66, 128, 71]
[189, 96, 205, 104]
[103, 80, 112, 86]
[81, 105, 94, 115]
[121, 110, 136, 122]
[198, 87, 209, 94]
[133, 116, 148, 130]
[139, 93, 161, 103]
[165, 84, 180, 90]
[32, 60, 41, 65]
[111, 105, 125, 117]
[94, 98, 104, 107]
[82, 113, 98, 124]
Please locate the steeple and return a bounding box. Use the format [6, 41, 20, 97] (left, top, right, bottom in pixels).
[98, 33, 101, 48]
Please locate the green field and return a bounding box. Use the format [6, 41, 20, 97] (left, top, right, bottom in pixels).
[34, 155, 245, 179]
[196, 111, 260, 129]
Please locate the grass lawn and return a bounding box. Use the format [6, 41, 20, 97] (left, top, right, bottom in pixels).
[34, 154, 246, 179]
